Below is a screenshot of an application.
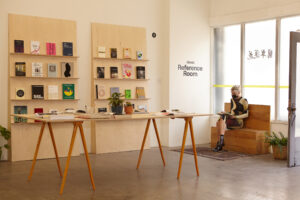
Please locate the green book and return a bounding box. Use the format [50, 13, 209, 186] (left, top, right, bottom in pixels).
[62, 84, 75, 99]
[125, 89, 131, 99]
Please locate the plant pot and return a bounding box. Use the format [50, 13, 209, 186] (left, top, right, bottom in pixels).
[124, 105, 133, 114]
[111, 105, 123, 115]
[272, 145, 287, 160]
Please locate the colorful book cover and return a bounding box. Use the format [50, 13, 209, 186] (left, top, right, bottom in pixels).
[110, 87, 120, 97]
[122, 63, 133, 79]
[14, 106, 27, 123]
[110, 48, 117, 58]
[14, 40, 24, 53]
[48, 85, 59, 99]
[46, 42, 56, 55]
[62, 84, 75, 99]
[62, 42, 73, 56]
[98, 46, 106, 58]
[136, 50, 143, 60]
[123, 48, 131, 59]
[125, 89, 131, 99]
[31, 41, 40, 54]
[15, 88, 25, 99]
[61, 62, 74, 78]
[32, 63, 43, 77]
[110, 67, 118, 78]
[97, 67, 105, 78]
[136, 66, 145, 79]
[32, 85, 44, 99]
[136, 87, 145, 99]
[34, 108, 43, 122]
[48, 63, 57, 77]
[15, 62, 26, 76]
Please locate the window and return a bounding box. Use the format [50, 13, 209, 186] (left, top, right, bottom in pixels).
[213, 25, 241, 113]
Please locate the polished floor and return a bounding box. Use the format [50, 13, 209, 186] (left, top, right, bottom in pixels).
[0, 146, 299, 200]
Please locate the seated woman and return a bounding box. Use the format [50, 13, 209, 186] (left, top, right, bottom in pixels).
[213, 85, 249, 152]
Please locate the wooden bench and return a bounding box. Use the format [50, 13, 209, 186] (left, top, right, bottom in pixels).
[211, 103, 270, 155]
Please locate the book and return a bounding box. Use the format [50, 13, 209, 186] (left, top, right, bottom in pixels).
[62, 84, 75, 99]
[95, 85, 98, 99]
[136, 50, 143, 60]
[98, 108, 107, 113]
[32, 85, 44, 99]
[125, 89, 131, 99]
[48, 63, 57, 77]
[61, 62, 74, 78]
[110, 67, 118, 78]
[110, 87, 120, 96]
[14, 106, 27, 123]
[122, 63, 133, 79]
[32, 63, 43, 77]
[62, 42, 73, 56]
[14, 40, 24, 53]
[15, 62, 26, 76]
[98, 85, 105, 98]
[110, 48, 117, 58]
[136, 87, 145, 99]
[15, 88, 25, 99]
[98, 46, 106, 58]
[138, 105, 147, 112]
[48, 85, 59, 99]
[46, 42, 56, 55]
[97, 67, 105, 78]
[123, 48, 131, 59]
[34, 108, 43, 122]
[136, 66, 145, 79]
[31, 41, 40, 54]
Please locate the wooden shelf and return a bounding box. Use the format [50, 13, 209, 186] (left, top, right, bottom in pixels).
[94, 78, 149, 81]
[11, 99, 80, 101]
[93, 57, 149, 62]
[95, 98, 150, 101]
[10, 53, 79, 58]
[10, 76, 79, 80]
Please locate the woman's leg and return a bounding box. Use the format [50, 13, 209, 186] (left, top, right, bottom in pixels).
[214, 118, 226, 152]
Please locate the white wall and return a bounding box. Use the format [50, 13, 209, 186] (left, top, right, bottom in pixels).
[167, 0, 211, 147]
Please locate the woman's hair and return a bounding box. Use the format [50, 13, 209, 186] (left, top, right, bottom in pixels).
[231, 85, 241, 92]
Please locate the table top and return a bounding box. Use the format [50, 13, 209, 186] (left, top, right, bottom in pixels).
[12, 112, 213, 123]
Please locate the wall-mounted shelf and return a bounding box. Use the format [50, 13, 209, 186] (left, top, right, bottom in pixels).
[11, 99, 80, 101]
[10, 53, 79, 58]
[94, 78, 149, 81]
[95, 98, 150, 101]
[10, 76, 79, 80]
[93, 57, 148, 62]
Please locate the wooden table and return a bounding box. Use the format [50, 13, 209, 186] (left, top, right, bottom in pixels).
[12, 113, 211, 194]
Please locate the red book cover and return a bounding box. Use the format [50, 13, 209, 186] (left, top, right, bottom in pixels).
[46, 43, 56, 55]
[34, 108, 43, 122]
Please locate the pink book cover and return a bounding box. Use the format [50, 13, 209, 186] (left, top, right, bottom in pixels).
[122, 63, 132, 79]
[46, 43, 56, 55]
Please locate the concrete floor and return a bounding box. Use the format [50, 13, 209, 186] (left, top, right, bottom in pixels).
[0, 147, 299, 200]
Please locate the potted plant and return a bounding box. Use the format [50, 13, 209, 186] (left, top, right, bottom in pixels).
[124, 102, 134, 114]
[108, 92, 124, 115]
[265, 132, 287, 160]
[0, 125, 11, 160]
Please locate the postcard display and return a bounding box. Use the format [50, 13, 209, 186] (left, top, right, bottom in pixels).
[91, 23, 150, 154]
[8, 14, 80, 161]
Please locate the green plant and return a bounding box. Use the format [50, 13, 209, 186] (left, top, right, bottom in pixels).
[107, 93, 124, 107]
[125, 102, 132, 106]
[264, 131, 288, 147]
[0, 125, 11, 160]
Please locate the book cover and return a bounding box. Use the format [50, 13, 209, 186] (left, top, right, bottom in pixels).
[95, 85, 98, 99]
[125, 89, 131, 99]
[122, 63, 133, 79]
[98, 108, 107, 113]
[136, 87, 145, 99]
[62, 84, 75, 99]
[32, 85, 44, 99]
[48, 85, 59, 99]
[48, 63, 57, 77]
[136, 50, 143, 60]
[15, 62, 26, 76]
[123, 48, 131, 59]
[46, 42, 56, 55]
[32, 63, 43, 77]
[110, 67, 118, 78]
[97, 67, 105, 78]
[110, 87, 120, 97]
[15, 88, 25, 99]
[62, 42, 73, 56]
[31, 41, 40, 54]
[138, 105, 147, 112]
[110, 48, 117, 58]
[136, 66, 145, 79]
[14, 106, 27, 123]
[14, 40, 24, 53]
[98, 46, 106, 58]
[61, 62, 74, 78]
[98, 85, 105, 98]
[34, 108, 43, 122]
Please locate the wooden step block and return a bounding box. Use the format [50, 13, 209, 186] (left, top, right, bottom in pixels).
[211, 127, 270, 155]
